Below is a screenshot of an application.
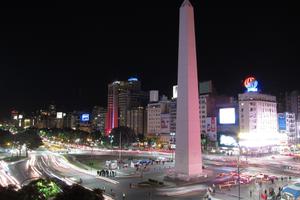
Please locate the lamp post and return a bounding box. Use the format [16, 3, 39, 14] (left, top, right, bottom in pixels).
[237, 136, 241, 200]
[237, 144, 241, 200]
[119, 132, 122, 162]
[109, 135, 114, 149]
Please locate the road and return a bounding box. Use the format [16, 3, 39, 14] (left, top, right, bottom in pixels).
[3, 150, 300, 199]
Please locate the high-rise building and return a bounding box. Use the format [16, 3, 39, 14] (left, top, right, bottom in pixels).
[169, 99, 177, 134]
[149, 90, 159, 102]
[126, 106, 147, 135]
[278, 112, 297, 145]
[64, 112, 78, 130]
[239, 93, 277, 135]
[147, 95, 171, 135]
[105, 77, 147, 134]
[91, 106, 107, 133]
[238, 77, 284, 147]
[279, 90, 300, 144]
[175, 0, 203, 177]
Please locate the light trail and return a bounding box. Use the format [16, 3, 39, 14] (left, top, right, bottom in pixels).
[0, 160, 21, 189]
[45, 152, 119, 185]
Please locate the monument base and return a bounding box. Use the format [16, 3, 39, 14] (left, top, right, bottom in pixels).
[165, 169, 212, 182]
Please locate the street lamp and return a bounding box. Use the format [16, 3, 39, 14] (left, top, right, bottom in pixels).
[237, 134, 241, 200]
[109, 135, 114, 149]
[119, 132, 122, 162]
[237, 143, 241, 200]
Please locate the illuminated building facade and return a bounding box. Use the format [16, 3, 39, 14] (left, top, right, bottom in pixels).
[91, 106, 107, 133]
[105, 78, 147, 134]
[278, 112, 297, 145]
[126, 106, 147, 135]
[147, 96, 170, 135]
[239, 93, 277, 134]
[238, 78, 282, 147]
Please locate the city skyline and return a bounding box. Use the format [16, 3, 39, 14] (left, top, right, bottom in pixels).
[1, 1, 300, 199]
[1, 0, 300, 117]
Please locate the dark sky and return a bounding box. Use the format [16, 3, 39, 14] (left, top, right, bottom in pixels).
[0, 0, 299, 118]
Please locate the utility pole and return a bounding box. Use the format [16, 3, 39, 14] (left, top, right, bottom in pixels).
[119, 132, 122, 161]
[238, 143, 241, 200]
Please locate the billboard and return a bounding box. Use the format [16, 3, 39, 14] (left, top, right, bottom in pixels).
[244, 76, 258, 92]
[219, 108, 236, 124]
[56, 112, 63, 119]
[160, 114, 170, 133]
[278, 113, 286, 131]
[199, 80, 213, 94]
[173, 85, 178, 99]
[220, 135, 237, 146]
[81, 114, 90, 122]
[206, 117, 217, 141]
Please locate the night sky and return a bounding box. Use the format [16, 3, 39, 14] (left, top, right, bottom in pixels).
[0, 0, 299, 118]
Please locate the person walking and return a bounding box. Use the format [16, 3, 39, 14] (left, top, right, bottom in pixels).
[212, 184, 216, 194]
[261, 189, 267, 200]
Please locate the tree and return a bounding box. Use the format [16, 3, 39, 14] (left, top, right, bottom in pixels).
[0, 185, 19, 200]
[0, 179, 104, 200]
[55, 184, 104, 200]
[109, 126, 137, 147]
[18, 179, 60, 200]
[15, 128, 43, 156]
[0, 129, 13, 148]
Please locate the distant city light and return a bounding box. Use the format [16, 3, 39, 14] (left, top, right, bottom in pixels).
[239, 131, 287, 147]
[173, 85, 178, 99]
[56, 112, 63, 119]
[220, 135, 237, 146]
[128, 77, 138, 82]
[112, 81, 120, 85]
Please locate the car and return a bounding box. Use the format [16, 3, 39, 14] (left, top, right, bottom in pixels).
[68, 177, 82, 184]
[216, 173, 227, 178]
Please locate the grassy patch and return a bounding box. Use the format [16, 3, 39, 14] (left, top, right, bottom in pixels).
[137, 179, 164, 187]
[3, 156, 27, 162]
[63, 155, 90, 170]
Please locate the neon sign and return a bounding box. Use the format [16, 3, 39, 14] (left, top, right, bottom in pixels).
[244, 76, 258, 92]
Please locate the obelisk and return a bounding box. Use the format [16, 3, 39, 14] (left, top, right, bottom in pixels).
[175, 0, 202, 178]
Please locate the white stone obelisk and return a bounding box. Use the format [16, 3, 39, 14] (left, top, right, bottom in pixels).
[175, 0, 203, 177]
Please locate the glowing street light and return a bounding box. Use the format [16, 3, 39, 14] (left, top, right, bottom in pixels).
[109, 135, 114, 149]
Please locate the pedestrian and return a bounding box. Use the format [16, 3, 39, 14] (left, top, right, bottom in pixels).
[262, 189, 268, 200]
[212, 184, 216, 193]
[250, 189, 252, 197]
[205, 189, 211, 200]
[277, 187, 281, 199]
[122, 193, 126, 200]
[208, 187, 213, 193]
